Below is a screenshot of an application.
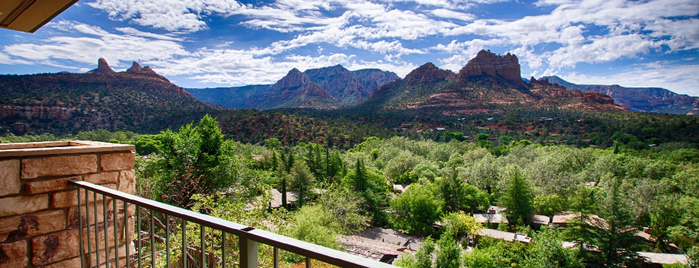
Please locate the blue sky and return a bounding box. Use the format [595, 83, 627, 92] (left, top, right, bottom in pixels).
[1, 0, 698, 96]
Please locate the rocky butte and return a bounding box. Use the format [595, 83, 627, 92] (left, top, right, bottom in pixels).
[87, 58, 116, 74]
[458, 50, 526, 87]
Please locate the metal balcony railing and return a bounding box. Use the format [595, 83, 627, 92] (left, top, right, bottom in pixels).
[69, 180, 397, 268]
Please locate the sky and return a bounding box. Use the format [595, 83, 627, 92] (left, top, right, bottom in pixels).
[1, 0, 698, 96]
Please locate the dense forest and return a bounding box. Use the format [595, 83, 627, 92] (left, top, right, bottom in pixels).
[4, 114, 697, 267]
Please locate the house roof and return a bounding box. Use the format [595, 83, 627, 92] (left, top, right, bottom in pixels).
[530, 214, 551, 225]
[340, 235, 409, 261]
[269, 189, 298, 208]
[552, 211, 578, 225]
[358, 228, 422, 251]
[487, 205, 507, 214]
[474, 213, 509, 224]
[476, 229, 531, 243]
[392, 184, 409, 193]
[637, 252, 688, 265]
[552, 211, 608, 229]
[477, 229, 515, 242]
[1, 0, 78, 33]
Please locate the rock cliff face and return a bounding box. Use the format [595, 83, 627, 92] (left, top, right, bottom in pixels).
[305, 65, 372, 104]
[0, 106, 79, 121]
[352, 69, 401, 94]
[458, 50, 525, 87]
[251, 68, 340, 109]
[124, 61, 170, 82]
[88, 58, 116, 74]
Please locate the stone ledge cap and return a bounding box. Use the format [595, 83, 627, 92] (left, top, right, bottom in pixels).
[0, 141, 134, 158]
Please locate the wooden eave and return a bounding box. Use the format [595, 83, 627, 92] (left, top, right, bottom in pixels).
[0, 0, 78, 33]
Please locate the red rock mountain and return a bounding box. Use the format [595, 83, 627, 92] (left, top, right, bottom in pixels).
[404, 62, 455, 85]
[359, 50, 625, 115]
[250, 68, 340, 109]
[88, 58, 116, 74]
[0, 58, 221, 134]
[544, 76, 699, 115]
[187, 66, 399, 110]
[458, 50, 526, 87]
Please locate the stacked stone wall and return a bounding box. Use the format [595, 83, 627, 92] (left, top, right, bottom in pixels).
[0, 141, 136, 268]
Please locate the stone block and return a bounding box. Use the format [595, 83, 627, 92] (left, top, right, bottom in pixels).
[24, 176, 78, 194]
[118, 170, 135, 195]
[85, 172, 118, 184]
[82, 219, 127, 257]
[31, 230, 81, 266]
[42, 257, 81, 268]
[0, 160, 20, 197]
[88, 242, 135, 268]
[100, 152, 135, 171]
[0, 210, 66, 242]
[51, 184, 116, 208]
[67, 200, 110, 229]
[0, 194, 48, 217]
[0, 240, 27, 268]
[22, 154, 97, 179]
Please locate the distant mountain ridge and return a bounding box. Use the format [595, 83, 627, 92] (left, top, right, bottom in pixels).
[187, 65, 399, 110]
[0, 58, 222, 135]
[544, 76, 699, 115]
[354, 50, 625, 116]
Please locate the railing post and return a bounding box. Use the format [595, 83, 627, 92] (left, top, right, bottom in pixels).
[239, 237, 258, 268]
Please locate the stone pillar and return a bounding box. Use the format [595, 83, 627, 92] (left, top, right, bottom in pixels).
[0, 141, 136, 268]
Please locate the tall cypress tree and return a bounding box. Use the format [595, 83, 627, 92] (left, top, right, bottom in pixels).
[563, 185, 601, 263]
[501, 167, 533, 225]
[596, 178, 643, 266]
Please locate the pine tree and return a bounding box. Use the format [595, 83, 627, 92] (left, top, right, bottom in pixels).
[596, 178, 643, 267]
[501, 167, 534, 225]
[563, 185, 601, 263]
[290, 160, 315, 207]
[440, 167, 465, 212]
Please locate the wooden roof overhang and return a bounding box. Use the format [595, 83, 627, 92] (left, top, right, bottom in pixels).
[1, 0, 78, 33]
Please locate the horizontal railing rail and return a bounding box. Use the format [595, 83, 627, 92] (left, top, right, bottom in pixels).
[70, 180, 397, 268]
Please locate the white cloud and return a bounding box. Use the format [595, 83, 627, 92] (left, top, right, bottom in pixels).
[3, 21, 188, 68]
[88, 0, 243, 32]
[430, 9, 475, 21]
[0, 52, 31, 65]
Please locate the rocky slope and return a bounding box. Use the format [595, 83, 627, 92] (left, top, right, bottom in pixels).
[186, 66, 399, 110]
[249, 68, 340, 110]
[356, 50, 625, 116]
[544, 76, 699, 115]
[0, 58, 222, 135]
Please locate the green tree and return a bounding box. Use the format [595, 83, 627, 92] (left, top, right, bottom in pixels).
[289, 160, 315, 207]
[342, 161, 389, 224]
[501, 167, 534, 224]
[563, 185, 600, 263]
[436, 169, 490, 213]
[395, 237, 435, 268]
[390, 183, 442, 236]
[318, 185, 371, 234]
[534, 194, 566, 217]
[521, 227, 583, 268]
[596, 178, 644, 267]
[289, 205, 341, 249]
[441, 211, 482, 240]
[154, 115, 227, 207]
[435, 231, 461, 268]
